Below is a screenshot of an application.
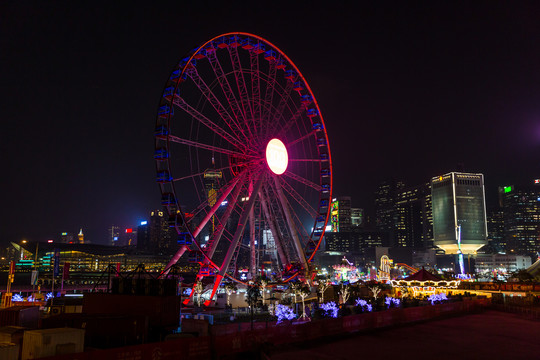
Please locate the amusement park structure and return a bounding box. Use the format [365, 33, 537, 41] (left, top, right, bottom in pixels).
[154, 33, 333, 305]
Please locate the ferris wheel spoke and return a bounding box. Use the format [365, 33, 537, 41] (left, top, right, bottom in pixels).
[206, 50, 250, 139]
[229, 45, 254, 126]
[190, 171, 246, 239]
[172, 160, 259, 185]
[279, 178, 319, 218]
[261, 60, 277, 137]
[273, 176, 309, 272]
[250, 50, 262, 133]
[268, 76, 295, 129]
[283, 171, 322, 192]
[184, 66, 250, 143]
[204, 172, 247, 259]
[272, 100, 308, 139]
[289, 159, 320, 162]
[168, 135, 252, 158]
[173, 95, 247, 152]
[286, 132, 315, 148]
[218, 170, 265, 277]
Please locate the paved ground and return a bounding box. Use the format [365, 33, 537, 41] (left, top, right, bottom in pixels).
[265, 310, 540, 360]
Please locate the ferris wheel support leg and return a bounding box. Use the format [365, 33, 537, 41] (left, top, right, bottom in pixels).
[273, 176, 310, 277]
[218, 172, 265, 279]
[205, 171, 247, 260]
[160, 245, 188, 278]
[192, 173, 243, 239]
[204, 274, 223, 307]
[249, 208, 256, 279]
[259, 187, 289, 267]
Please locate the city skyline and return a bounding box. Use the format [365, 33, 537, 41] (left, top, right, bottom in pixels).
[2, 2, 539, 245]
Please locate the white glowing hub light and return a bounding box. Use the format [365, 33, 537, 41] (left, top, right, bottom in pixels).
[265, 138, 288, 175]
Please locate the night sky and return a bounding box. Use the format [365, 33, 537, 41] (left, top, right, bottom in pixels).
[1, 2, 539, 245]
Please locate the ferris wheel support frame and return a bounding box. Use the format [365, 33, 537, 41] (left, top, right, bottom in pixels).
[201, 171, 265, 306]
[155, 33, 334, 298]
[273, 176, 310, 275]
[258, 187, 289, 267]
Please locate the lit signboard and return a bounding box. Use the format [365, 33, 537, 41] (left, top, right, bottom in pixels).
[140, 221, 148, 226]
[61, 232, 67, 236]
[330, 200, 339, 232]
[125, 228, 133, 233]
[503, 186, 512, 193]
[535, 179, 540, 184]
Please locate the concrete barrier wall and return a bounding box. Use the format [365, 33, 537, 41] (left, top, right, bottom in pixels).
[43, 299, 489, 360]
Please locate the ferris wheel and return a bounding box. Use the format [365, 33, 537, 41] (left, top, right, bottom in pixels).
[154, 33, 332, 304]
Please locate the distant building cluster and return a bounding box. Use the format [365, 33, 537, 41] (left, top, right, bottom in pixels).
[320, 172, 540, 275]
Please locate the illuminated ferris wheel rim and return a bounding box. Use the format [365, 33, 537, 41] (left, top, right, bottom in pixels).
[155, 32, 333, 281]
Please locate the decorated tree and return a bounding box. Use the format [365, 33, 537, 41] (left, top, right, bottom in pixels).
[194, 281, 204, 307]
[368, 284, 382, 301]
[259, 278, 268, 305]
[339, 283, 351, 304]
[224, 282, 237, 306]
[289, 282, 300, 306]
[318, 278, 331, 303]
[298, 284, 311, 319]
[275, 304, 296, 324]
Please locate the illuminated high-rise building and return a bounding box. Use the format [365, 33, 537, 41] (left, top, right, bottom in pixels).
[375, 179, 405, 245]
[499, 181, 540, 257]
[395, 182, 433, 249]
[330, 196, 352, 232]
[351, 208, 364, 228]
[60, 232, 74, 244]
[431, 172, 487, 254]
[78, 229, 84, 244]
[486, 210, 505, 253]
[108, 225, 120, 246]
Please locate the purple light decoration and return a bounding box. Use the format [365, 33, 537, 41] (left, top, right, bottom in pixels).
[275, 304, 296, 323]
[427, 293, 448, 305]
[320, 301, 339, 318]
[354, 298, 373, 312]
[385, 297, 401, 308]
[12, 294, 23, 302]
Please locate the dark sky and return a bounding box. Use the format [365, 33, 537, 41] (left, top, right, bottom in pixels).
[1, 2, 539, 245]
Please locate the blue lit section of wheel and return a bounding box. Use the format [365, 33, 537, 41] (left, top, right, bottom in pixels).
[154, 33, 332, 303]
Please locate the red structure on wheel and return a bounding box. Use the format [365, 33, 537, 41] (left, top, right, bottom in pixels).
[154, 33, 333, 304]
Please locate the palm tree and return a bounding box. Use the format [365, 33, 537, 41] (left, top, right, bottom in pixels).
[246, 283, 261, 330]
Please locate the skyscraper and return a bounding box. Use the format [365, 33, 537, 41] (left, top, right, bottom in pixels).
[395, 183, 432, 249]
[486, 209, 505, 253]
[108, 225, 120, 246]
[330, 196, 352, 232]
[431, 172, 488, 254]
[351, 208, 364, 228]
[375, 179, 404, 246]
[499, 182, 540, 257]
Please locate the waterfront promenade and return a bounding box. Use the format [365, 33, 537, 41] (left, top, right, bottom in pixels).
[267, 310, 540, 360]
